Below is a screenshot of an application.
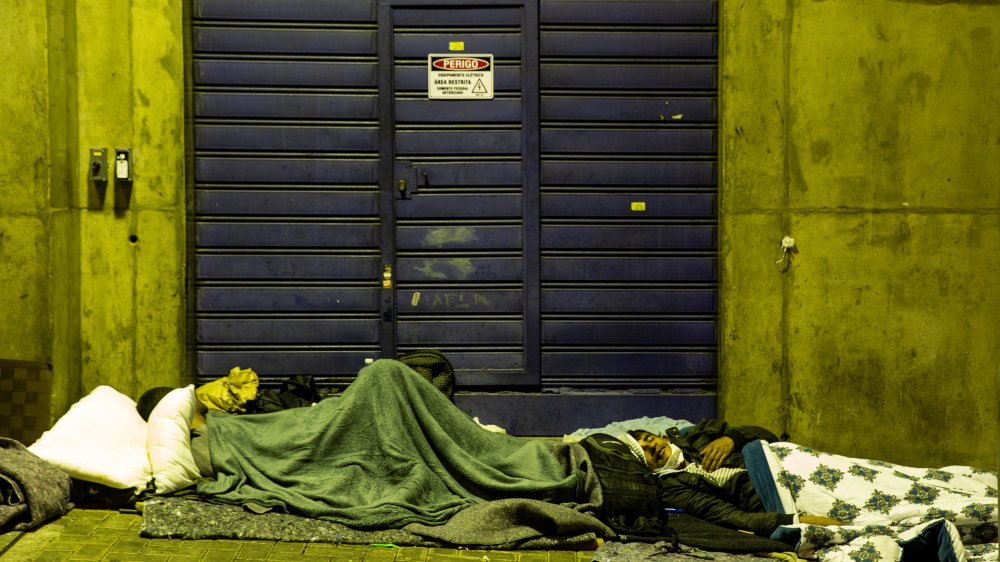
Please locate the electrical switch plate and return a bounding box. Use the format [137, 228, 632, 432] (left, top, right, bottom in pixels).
[114, 148, 132, 182]
[89, 148, 108, 182]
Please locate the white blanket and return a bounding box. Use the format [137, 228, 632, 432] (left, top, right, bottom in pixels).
[744, 441, 998, 561]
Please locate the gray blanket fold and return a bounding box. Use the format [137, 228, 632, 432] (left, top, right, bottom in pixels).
[0, 437, 73, 531]
[141, 495, 603, 549]
[401, 498, 606, 546]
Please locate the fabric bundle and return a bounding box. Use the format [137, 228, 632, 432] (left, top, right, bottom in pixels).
[0, 437, 73, 532]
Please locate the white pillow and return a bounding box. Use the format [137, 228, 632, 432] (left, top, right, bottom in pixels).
[147, 385, 202, 494]
[28, 385, 152, 491]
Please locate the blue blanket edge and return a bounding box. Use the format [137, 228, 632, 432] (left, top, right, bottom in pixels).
[742, 440, 800, 547]
[743, 440, 786, 515]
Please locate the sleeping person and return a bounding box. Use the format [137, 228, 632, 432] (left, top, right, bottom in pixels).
[625, 423, 841, 535]
[137, 359, 606, 532]
[627, 422, 998, 560]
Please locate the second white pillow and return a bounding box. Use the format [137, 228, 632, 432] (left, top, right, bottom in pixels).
[147, 385, 202, 494]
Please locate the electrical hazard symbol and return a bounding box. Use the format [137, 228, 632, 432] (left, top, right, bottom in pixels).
[428, 54, 494, 100]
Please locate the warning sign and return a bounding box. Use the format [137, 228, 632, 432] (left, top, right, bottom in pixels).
[427, 54, 494, 100]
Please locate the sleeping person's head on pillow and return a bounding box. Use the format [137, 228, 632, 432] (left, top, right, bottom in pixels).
[137, 387, 176, 421]
[137, 386, 208, 432]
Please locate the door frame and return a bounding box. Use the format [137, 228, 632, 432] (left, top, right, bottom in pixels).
[376, 0, 540, 385]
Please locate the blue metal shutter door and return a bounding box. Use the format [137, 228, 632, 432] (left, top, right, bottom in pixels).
[189, 0, 718, 431]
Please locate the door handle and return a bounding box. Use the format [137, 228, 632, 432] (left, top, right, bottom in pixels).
[395, 162, 418, 200]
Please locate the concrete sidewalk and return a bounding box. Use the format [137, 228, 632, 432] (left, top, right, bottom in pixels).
[0, 508, 597, 561]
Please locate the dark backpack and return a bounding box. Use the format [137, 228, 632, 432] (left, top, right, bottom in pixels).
[396, 349, 455, 401]
[580, 433, 678, 545]
[255, 374, 322, 413]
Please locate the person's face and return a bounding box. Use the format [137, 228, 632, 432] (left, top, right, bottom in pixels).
[633, 431, 673, 469]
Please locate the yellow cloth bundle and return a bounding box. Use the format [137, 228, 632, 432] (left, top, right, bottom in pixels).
[196, 366, 259, 414]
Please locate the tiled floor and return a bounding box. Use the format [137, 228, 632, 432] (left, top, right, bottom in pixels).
[0, 508, 597, 561]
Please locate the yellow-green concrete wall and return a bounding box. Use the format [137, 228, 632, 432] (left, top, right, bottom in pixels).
[2, 1, 996, 469]
[0, 0, 188, 416]
[720, 0, 999, 469]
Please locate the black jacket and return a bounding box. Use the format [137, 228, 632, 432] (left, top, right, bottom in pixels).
[665, 418, 779, 470]
[658, 419, 793, 536]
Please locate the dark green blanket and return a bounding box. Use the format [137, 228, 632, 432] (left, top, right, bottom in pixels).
[198, 359, 608, 540]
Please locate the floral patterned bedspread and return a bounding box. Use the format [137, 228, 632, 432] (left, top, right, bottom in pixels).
[744, 440, 998, 561]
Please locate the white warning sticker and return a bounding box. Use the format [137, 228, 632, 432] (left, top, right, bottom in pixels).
[427, 54, 494, 100]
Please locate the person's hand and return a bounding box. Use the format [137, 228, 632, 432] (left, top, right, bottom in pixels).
[699, 436, 735, 472]
[799, 515, 843, 526]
